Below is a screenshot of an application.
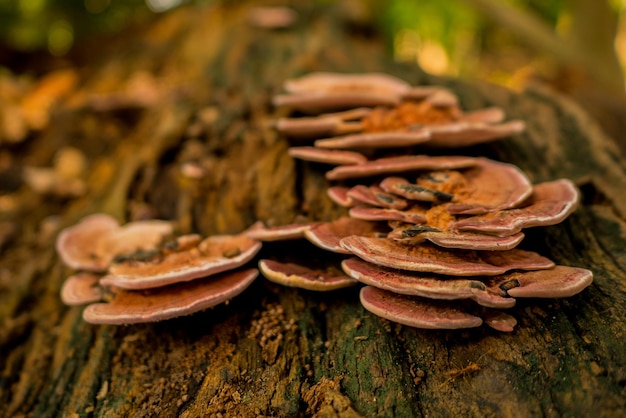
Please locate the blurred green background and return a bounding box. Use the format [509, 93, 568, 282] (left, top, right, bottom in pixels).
[1, 0, 625, 147]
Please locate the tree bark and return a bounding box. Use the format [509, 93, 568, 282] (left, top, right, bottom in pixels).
[1, 2, 625, 417]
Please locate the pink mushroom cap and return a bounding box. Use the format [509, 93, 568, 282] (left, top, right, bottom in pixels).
[60, 272, 102, 305]
[388, 224, 525, 251]
[379, 176, 454, 203]
[56, 214, 120, 271]
[245, 221, 315, 242]
[56, 214, 173, 272]
[504, 266, 593, 298]
[445, 158, 533, 215]
[83, 268, 258, 324]
[96, 219, 174, 262]
[327, 186, 354, 207]
[454, 179, 580, 236]
[314, 130, 431, 150]
[283, 72, 412, 96]
[100, 233, 262, 289]
[259, 259, 357, 291]
[426, 120, 526, 148]
[342, 257, 515, 308]
[326, 155, 478, 181]
[348, 205, 427, 224]
[482, 310, 517, 332]
[276, 108, 370, 138]
[288, 147, 368, 165]
[340, 235, 555, 276]
[360, 286, 483, 329]
[273, 91, 401, 112]
[346, 184, 409, 209]
[304, 217, 388, 254]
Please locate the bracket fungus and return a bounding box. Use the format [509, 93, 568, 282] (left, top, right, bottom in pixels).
[56, 214, 263, 324]
[55, 71, 594, 331]
[287, 147, 368, 165]
[342, 257, 516, 309]
[273, 72, 443, 111]
[274, 72, 524, 149]
[325, 155, 478, 181]
[303, 217, 389, 254]
[454, 179, 580, 236]
[349, 205, 427, 224]
[60, 272, 102, 306]
[259, 259, 357, 291]
[56, 213, 173, 272]
[387, 224, 525, 251]
[345, 184, 409, 209]
[327, 186, 354, 207]
[340, 236, 555, 276]
[268, 72, 593, 331]
[83, 269, 259, 324]
[101, 233, 262, 289]
[245, 221, 315, 242]
[359, 286, 484, 330]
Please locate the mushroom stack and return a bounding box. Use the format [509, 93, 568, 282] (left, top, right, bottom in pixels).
[274, 72, 525, 154]
[260, 72, 594, 331]
[56, 214, 261, 324]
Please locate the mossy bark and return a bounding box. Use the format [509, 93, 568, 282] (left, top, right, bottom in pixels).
[1, 2, 625, 417]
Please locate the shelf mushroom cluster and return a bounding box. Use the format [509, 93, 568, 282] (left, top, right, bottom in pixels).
[56, 214, 261, 324]
[274, 72, 526, 150]
[54, 72, 593, 330]
[252, 71, 594, 331]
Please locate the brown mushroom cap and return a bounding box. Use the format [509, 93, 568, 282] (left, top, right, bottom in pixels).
[359, 286, 483, 329]
[342, 258, 515, 308]
[245, 221, 314, 242]
[56, 214, 120, 271]
[273, 92, 401, 113]
[388, 224, 525, 251]
[425, 120, 526, 148]
[346, 185, 409, 209]
[349, 205, 427, 224]
[326, 155, 478, 181]
[276, 108, 370, 138]
[380, 176, 454, 203]
[504, 266, 593, 298]
[83, 269, 258, 324]
[277, 116, 346, 138]
[288, 147, 368, 165]
[340, 235, 555, 276]
[482, 310, 517, 332]
[56, 214, 173, 272]
[95, 219, 174, 263]
[445, 158, 533, 215]
[279, 73, 458, 111]
[101, 233, 262, 289]
[304, 217, 388, 254]
[314, 130, 431, 150]
[274, 73, 411, 111]
[283, 72, 412, 96]
[454, 179, 580, 236]
[259, 259, 357, 291]
[327, 186, 354, 207]
[60, 272, 102, 305]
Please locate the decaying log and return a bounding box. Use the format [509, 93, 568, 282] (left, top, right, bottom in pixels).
[1, 2, 625, 417]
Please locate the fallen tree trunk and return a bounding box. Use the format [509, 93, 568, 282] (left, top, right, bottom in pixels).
[1, 2, 625, 417]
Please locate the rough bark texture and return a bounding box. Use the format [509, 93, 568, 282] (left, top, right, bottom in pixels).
[1, 2, 625, 417]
